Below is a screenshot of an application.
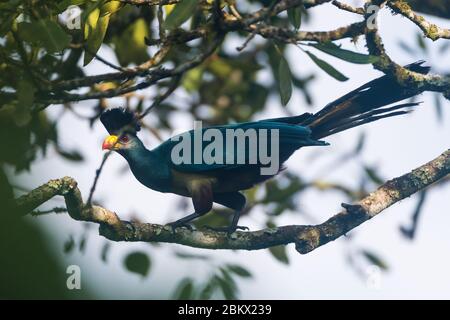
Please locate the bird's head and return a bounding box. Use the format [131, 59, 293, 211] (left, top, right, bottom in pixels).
[100, 108, 142, 153]
[101, 133, 142, 151]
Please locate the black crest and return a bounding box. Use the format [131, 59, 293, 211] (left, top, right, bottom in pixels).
[100, 108, 141, 135]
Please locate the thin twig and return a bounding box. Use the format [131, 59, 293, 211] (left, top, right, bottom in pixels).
[237, 0, 281, 52]
[399, 190, 427, 239]
[139, 74, 181, 118]
[332, 0, 365, 14]
[31, 207, 68, 216]
[86, 151, 113, 206]
[94, 53, 126, 72]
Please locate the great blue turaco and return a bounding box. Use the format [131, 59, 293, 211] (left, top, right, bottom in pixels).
[100, 61, 429, 234]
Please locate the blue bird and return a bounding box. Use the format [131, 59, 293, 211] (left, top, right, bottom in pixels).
[100, 61, 429, 234]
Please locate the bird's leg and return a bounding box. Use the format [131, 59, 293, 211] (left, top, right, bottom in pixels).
[167, 181, 213, 232]
[230, 209, 249, 232]
[204, 210, 249, 235]
[166, 212, 201, 232]
[204, 192, 249, 235]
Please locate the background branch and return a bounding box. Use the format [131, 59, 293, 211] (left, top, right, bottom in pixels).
[388, 0, 450, 41]
[364, 1, 450, 99]
[23, 0, 448, 106]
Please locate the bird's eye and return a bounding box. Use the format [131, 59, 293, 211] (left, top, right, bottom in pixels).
[120, 136, 129, 143]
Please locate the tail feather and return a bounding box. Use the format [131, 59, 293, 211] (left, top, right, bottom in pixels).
[315, 102, 420, 137]
[301, 61, 430, 139]
[322, 108, 412, 137]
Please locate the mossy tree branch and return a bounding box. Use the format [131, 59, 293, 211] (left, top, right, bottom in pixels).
[387, 0, 450, 41]
[364, 1, 450, 99]
[15, 149, 450, 253]
[27, 0, 449, 105]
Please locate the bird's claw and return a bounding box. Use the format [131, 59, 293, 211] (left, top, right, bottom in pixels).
[166, 221, 194, 233]
[203, 225, 249, 235]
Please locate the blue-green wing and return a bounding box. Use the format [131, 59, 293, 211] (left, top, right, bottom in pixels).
[153, 120, 327, 173]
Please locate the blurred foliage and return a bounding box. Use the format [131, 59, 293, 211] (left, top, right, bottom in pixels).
[398, 31, 450, 124]
[406, 0, 450, 20]
[124, 251, 152, 277]
[172, 264, 252, 299]
[0, 0, 448, 299]
[0, 169, 91, 298]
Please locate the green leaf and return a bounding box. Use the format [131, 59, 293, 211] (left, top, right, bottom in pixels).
[63, 236, 75, 254]
[353, 132, 366, 155]
[56, 148, 84, 162]
[226, 265, 252, 278]
[113, 18, 150, 66]
[305, 50, 349, 81]
[199, 277, 217, 299]
[37, 20, 71, 53]
[361, 250, 389, 271]
[83, 1, 122, 65]
[434, 92, 443, 124]
[199, 284, 214, 299]
[57, 0, 87, 12]
[310, 42, 379, 64]
[84, 8, 109, 65]
[162, 0, 198, 30]
[123, 251, 151, 277]
[416, 32, 427, 52]
[18, 20, 71, 53]
[268, 245, 289, 265]
[0, 12, 19, 36]
[216, 275, 237, 300]
[287, 6, 302, 30]
[364, 166, 384, 185]
[174, 278, 194, 299]
[15, 80, 35, 127]
[81, 0, 103, 23]
[182, 67, 204, 92]
[100, 242, 110, 262]
[100, 0, 123, 16]
[174, 251, 209, 260]
[278, 56, 293, 106]
[79, 235, 87, 253]
[17, 23, 36, 43]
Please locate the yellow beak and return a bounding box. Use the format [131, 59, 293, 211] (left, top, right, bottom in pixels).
[102, 135, 119, 150]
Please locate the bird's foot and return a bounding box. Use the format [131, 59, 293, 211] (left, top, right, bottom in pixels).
[203, 225, 249, 235]
[166, 221, 194, 233]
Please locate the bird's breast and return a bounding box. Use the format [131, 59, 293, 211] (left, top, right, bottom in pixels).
[170, 170, 218, 196]
[127, 160, 172, 193]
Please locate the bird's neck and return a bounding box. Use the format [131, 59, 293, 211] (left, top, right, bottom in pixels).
[120, 144, 152, 164]
[119, 145, 171, 192]
[120, 145, 162, 171]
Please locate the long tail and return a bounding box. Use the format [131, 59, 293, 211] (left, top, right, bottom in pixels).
[276, 61, 430, 139]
